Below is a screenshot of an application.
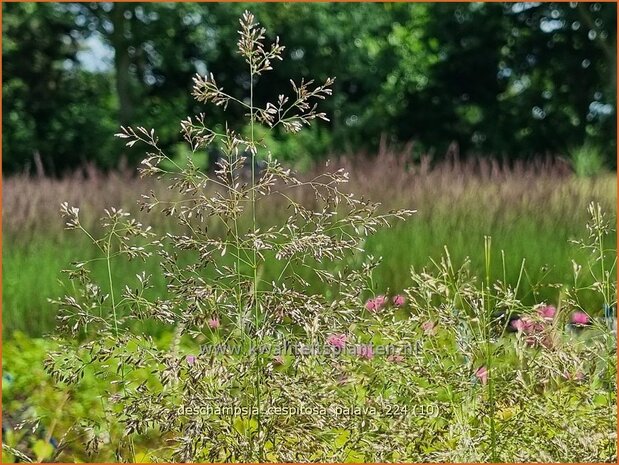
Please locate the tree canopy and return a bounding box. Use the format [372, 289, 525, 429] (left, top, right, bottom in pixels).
[3, 2, 616, 174]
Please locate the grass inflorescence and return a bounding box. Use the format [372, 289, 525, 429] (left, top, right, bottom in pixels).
[2, 11, 616, 463]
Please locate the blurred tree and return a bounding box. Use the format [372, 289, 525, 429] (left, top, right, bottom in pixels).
[67, 3, 215, 153]
[499, 2, 616, 165]
[2, 2, 117, 173]
[397, 3, 511, 157]
[2, 2, 616, 173]
[399, 2, 617, 163]
[192, 3, 436, 157]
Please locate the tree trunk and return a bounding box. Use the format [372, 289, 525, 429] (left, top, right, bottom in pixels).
[111, 3, 132, 126]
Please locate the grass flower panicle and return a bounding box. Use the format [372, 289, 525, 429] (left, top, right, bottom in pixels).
[33, 11, 616, 464]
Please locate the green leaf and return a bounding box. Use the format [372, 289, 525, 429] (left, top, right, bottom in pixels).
[344, 449, 365, 462]
[32, 439, 55, 462]
[334, 429, 350, 448]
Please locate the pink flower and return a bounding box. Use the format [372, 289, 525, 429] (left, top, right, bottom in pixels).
[537, 305, 556, 321]
[357, 344, 374, 360]
[366, 295, 387, 312]
[475, 366, 488, 385]
[511, 318, 526, 332]
[512, 317, 547, 347]
[374, 295, 387, 309]
[186, 355, 196, 365]
[511, 316, 542, 336]
[392, 294, 406, 307]
[421, 320, 436, 336]
[563, 370, 585, 381]
[326, 333, 347, 350]
[365, 299, 377, 312]
[387, 354, 405, 363]
[208, 317, 220, 329]
[571, 311, 590, 326]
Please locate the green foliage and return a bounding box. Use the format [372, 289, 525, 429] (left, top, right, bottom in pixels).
[2, 2, 616, 173]
[2, 3, 119, 173]
[246, 124, 332, 170]
[3, 204, 617, 460]
[4, 185, 616, 338]
[2, 332, 178, 462]
[3, 11, 616, 463]
[570, 142, 607, 177]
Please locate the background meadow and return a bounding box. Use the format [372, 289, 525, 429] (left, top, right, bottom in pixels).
[3, 153, 617, 337]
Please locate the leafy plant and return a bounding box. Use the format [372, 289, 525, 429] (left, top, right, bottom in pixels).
[37, 11, 616, 464]
[569, 142, 607, 178]
[46, 11, 413, 462]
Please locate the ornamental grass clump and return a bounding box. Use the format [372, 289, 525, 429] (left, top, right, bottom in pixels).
[38, 11, 616, 463]
[45, 11, 413, 462]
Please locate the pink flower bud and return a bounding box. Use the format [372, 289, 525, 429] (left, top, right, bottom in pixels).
[475, 366, 488, 385]
[421, 320, 436, 336]
[357, 344, 374, 360]
[387, 354, 405, 363]
[326, 333, 347, 350]
[374, 295, 387, 309]
[537, 305, 556, 320]
[571, 311, 590, 326]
